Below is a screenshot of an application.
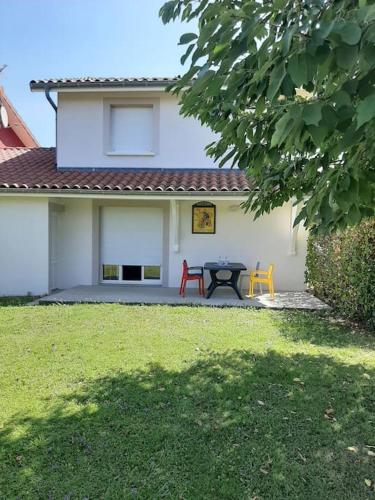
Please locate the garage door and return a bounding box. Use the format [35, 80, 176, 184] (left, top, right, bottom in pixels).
[100, 207, 163, 283]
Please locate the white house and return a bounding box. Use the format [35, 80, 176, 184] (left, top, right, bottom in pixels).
[0, 77, 307, 297]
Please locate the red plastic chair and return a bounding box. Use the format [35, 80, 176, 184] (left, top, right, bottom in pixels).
[179, 259, 205, 297]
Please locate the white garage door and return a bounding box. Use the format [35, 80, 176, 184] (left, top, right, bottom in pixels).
[100, 207, 163, 283]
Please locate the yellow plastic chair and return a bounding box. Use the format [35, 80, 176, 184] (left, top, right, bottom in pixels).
[247, 264, 275, 299]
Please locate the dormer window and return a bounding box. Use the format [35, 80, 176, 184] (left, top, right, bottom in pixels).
[105, 99, 159, 156]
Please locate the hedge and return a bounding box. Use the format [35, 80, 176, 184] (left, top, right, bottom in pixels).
[306, 218, 375, 329]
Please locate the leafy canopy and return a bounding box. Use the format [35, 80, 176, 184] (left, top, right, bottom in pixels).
[160, 0, 375, 233]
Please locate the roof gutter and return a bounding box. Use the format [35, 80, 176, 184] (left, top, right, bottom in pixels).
[0, 188, 249, 199]
[30, 80, 173, 91]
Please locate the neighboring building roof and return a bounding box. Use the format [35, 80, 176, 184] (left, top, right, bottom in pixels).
[0, 148, 252, 194]
[30, 77, 179, 91]
[0, 87, 39, 148]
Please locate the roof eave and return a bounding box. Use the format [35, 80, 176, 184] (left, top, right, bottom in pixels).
[30, 80, 174, 92]
[0, 187, 250, 198]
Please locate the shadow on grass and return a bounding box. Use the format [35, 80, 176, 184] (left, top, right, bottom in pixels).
[0, 296, 37, 307]
[274, 310, 375, 349]
[1, 351, 374, 499]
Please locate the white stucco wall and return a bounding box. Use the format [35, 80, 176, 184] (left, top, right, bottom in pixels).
[0, 197, 49, 295]
[168, 201, 307, 292]
[0, 195, 307, 295]
[57, 91, 218, 169]
[55, 197, 306, 293]
[52, 198, 95, 290]
[52, 198, 171, 289]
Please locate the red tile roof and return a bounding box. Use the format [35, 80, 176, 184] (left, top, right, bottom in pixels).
[0, 148, 252, 194]
[0, 87, 39, 148]
[0, 128, 24, 148]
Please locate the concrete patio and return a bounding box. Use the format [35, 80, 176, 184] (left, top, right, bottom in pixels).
[37, 285, 329, 310]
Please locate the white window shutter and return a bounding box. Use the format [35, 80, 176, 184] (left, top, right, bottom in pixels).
[110, 106, 154, 153]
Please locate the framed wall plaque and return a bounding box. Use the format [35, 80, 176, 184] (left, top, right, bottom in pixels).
[192, 202, 216, 234]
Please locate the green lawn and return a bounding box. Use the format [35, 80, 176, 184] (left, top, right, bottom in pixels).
[0, 304, 374, 499]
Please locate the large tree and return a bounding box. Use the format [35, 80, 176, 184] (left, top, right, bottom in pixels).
[160, 0, 375, 233]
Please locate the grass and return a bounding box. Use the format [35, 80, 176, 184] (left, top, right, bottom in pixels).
[0, 304, 374, 499]
[0, 295, 37, 306]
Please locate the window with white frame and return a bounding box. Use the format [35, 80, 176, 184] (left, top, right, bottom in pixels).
[102, 264, 161, 283]
[109, 105, 154, 155]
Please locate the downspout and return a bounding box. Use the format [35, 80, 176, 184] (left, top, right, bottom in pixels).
[44, 85, 58, 166]
[43, 85, 58, 293]
[44, 85, 57, 112]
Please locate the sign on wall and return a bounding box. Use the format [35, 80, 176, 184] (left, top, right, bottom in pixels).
[192, 202, 216, 234]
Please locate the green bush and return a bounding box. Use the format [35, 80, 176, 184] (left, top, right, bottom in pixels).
[306, 218, 375, 329]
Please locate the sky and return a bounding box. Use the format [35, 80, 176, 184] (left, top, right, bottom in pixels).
[0, 0, 189, 146]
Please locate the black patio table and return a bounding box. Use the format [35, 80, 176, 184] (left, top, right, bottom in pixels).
[204, 262, 247, 300]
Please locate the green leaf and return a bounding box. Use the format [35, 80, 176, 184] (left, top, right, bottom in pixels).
[281, 73, 295, 97]
[213, 43, 229, 56]
[205, 76, 225, 97]
[356, 94, 375, 128]
[273, 0, 288, 8]
[335, 190, 351, 211]
[267, 62, 286, 101]
[348, 204, 362, 225]
[322, 105, 338, 129]
[289, 104, 302, 120]
[271, 113, 294, 147]
[198, 18, 220, 47]
[337, 21, 362, 45]
[342, 124, 362, 147]
[237, 119, 248, 139]
[337, 104, 355, 122]
[315, 20, 335, 40]
[363, 43, 375, 66]
[191, 45, 204, 65]
[358, 178, 373, 203]
[332, 90, 351, 109]
[178, 33, 198, 45]
[175, 64, 200, 87]
[308, 125, 328, 146]
[336, 45, 358, 69]
[255, 96, 265, 115]
[342, 175, 351, 191]
[218, 148, 237, 168]
[181, 3, 192, 21]
[197, 62, 211, 79]
[302, 103, 323, 126]
[288, 54, 307, 86]
[306, 54, 317, 82]
[364, 25, 375, 43]
[282, 24, 297, 56]
[159, 1, 176, 24]
[357, 4, 375, 23]
[320, 196, 333, 223]
[192, 69, 215, 92]
[181, 44, 195, 65]
[342, 80, 358, 95]
[315, 43, 330, 64]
